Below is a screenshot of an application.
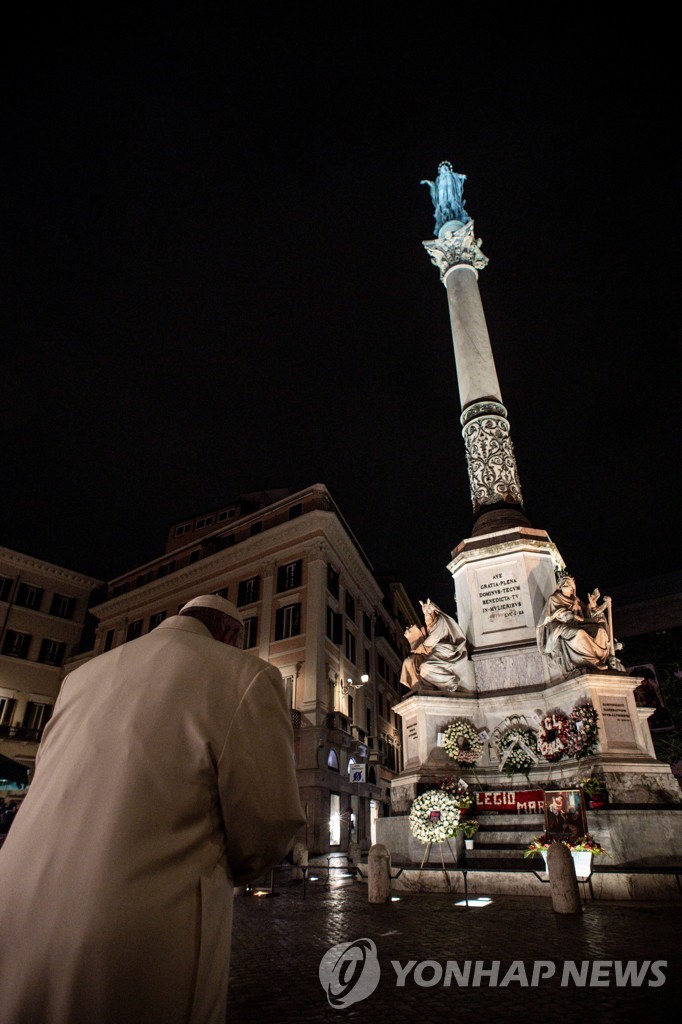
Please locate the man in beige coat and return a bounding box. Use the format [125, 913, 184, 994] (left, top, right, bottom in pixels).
[0, 594, 305, 1024]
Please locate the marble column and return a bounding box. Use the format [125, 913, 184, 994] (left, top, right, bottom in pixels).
[423, 217, 528, 535]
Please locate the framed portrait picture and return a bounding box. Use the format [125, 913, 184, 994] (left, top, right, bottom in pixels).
[544, 788, 587, 841]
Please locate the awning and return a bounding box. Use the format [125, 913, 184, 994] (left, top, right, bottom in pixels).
[0, 753, 30, 786]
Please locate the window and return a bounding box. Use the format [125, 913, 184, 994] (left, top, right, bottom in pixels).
[288, 503, 302, 519]
[103, 629, 115, 652]
[195, 516, 214, 529]
[189, 550, 201, 564]
[0, 696, 17, 725]
[213, 587, 229, 599]
[366, 707, 373, 735]
[275, 603, 301, 640]
[217, 508, 236, 522]
[378, 693, 384, 718]
[50, 593, 75, 619]
[174, 523, 192, 537]
[345, 629, 356, 664]
[243, 616, 258, 649]
[363, 612, 372, 639]
[345, 591, 356, 621]
[157, 561, 176, 578]
[0, 577, 13, 602]
[327, 749, 339, 771]
[364, 649, 370, 674]
[329, 793, 341, 846]
[111, 583, 128, 597]
[149, 611, 167, 630]
[237, 576, 260, 606]
[24, 701, 52, 731]
[282, 674, 294, 708]
[327, 565, 339, 599]
[377, 654, 387, 679]
[15, 584, 43, 611]
[2, 630, 31, 659]
[136, 572, 152, 588]
[38, 639, 66, 666]
[326, 607, 343, 644]
[249, 521, 263, 536]
[347, 694, 354, 723]
[126, 620, 143, 642]
[277, 559, 302, 592]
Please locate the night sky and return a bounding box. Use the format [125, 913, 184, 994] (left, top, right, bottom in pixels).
[3, 14, 678, 616]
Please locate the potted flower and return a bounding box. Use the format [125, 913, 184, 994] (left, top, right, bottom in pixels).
[524, 832, 607, 877]
[579, 772, 607, 809]
[459, 818, 480, 850]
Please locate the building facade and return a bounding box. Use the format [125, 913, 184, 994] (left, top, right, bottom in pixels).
[88, 485, 419, 854]
[0, 547, 102, 789]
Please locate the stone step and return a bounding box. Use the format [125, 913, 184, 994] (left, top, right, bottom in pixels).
[465, 847, 530, 859]
[475, 813, 544, 825]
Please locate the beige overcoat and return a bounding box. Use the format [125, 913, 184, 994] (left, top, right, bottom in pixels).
[0, 615, 305, 1024]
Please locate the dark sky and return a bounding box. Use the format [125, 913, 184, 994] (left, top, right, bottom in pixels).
[2, 14, 678, 615]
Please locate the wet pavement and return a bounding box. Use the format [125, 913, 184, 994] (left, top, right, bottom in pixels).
[228, 861, 681, 1023]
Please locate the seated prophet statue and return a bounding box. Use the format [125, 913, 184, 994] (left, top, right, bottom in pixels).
[400, 599, 468, 695]
[536, 573, 623, 673]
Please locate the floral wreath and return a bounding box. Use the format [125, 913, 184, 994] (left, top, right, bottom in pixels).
[498, 727, 539, 777]
[409, 790, 461, 843]
[442, 720, 484, 765]
[564, 701, 600, 759]
[537, 712, 570, 762]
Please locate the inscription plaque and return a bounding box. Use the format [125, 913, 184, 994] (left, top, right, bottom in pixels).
[601, 696, 637, 749]
[476, 564, 527, 632]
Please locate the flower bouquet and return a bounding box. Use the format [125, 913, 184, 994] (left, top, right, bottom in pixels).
[439, 776, 474, 811]
[578, 772, 607, 807]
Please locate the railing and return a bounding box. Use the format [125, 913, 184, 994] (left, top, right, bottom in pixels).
[325, 712, 350, 732]
[0, 725, 43, 742]
[290, 709, 302, 729]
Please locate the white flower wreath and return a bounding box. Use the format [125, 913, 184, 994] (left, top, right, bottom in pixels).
[442, 720, 483, 765]
[537, 712, 570, 762]
[409, 790, 461, 843]
[498, 727, 539, 776]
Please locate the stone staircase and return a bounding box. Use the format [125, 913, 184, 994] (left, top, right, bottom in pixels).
[463, 812, 544, 871]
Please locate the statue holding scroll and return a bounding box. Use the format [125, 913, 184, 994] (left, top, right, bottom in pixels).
[400, 598, 468, 695]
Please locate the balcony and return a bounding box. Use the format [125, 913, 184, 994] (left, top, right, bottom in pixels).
[325, 712, 350, 733]
[0, 725, 43, 743]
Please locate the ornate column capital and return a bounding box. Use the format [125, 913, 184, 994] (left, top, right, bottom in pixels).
[422, 219, 489, 280]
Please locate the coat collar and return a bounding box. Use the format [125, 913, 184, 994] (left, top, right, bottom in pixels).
[155, 614, 213, 638]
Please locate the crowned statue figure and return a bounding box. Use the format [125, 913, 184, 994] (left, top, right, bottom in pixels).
[400, 599, 468, 695]
[420, 160, 470, 236]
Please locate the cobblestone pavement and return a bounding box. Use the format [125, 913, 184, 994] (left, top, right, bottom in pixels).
[227, 865, 681, 1024]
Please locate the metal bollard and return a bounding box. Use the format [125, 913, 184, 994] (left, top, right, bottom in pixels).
[547, 843, 582, 914]
[367, 843, 391, 903]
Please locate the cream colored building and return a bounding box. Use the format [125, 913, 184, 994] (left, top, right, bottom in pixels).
[0, 547, 102, 789]
[88, 484, 418, 855]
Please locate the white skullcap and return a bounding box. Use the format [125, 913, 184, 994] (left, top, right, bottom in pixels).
[179, 594, 244, 626]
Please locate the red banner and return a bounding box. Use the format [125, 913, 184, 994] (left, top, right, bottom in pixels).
[475, 790, 545, 814]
